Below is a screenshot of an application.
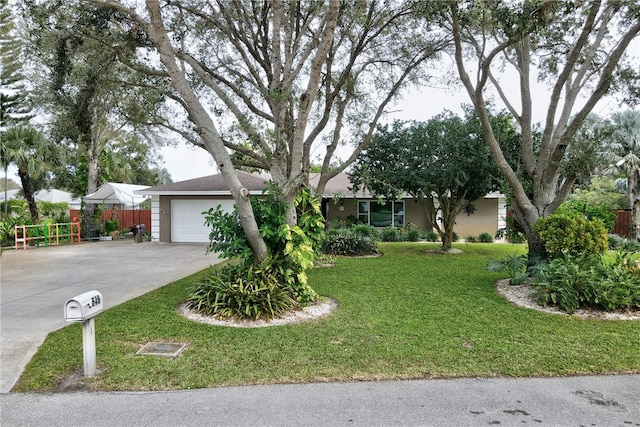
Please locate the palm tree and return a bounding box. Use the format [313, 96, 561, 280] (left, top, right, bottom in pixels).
[0, 125, 51, 223]
[605, 110, 640, 239]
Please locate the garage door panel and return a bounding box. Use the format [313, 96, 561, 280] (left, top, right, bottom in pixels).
[171, 200, 235, 243]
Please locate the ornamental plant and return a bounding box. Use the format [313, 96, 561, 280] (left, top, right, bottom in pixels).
[188, 186, 324, 320]
[534, 211, 608, 259]
[533, 251, 640, 313]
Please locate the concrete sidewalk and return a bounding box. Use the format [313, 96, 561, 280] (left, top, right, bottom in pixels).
[1, 375, 639, 426]
[0, 240, 218, 393]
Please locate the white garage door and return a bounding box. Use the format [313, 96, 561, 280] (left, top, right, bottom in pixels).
[171, 199, 236, 243]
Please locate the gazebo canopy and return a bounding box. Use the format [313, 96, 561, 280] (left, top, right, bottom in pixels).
[84, 182, 150, 208]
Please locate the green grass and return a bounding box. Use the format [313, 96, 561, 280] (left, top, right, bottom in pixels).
[14, 243, 640, 392]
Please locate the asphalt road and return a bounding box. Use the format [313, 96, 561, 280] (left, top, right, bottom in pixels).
[1, 375, 639, 426]
[0, 240, 218, 393]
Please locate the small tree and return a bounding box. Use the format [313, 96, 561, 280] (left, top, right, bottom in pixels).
[350, 111, 515, 250]
[0, 126, 56, 223]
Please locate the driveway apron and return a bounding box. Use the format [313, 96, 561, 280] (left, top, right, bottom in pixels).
[0, 240, 218, 393]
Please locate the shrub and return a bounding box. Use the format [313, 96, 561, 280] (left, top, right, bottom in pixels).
[381, 227, 399, 242]
[191, 187, 323, 319]
[486, 254, 528, 285]
[534, 211, 608, 258]
[322, 229, 379, 256]
[403, 224, 422, 242]
[423, 230, 439, 242]
[557, 199, 616, 232]
[466, 235, 478, 243]
[187, 263, 296, 321]
[608, 233, 640, 252]
[478, 232, 494, 243]
[532, 251, 640, 313]
[352, 224, 379, 239]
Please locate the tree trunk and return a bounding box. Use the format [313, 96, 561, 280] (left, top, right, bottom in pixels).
[630, 199, 640, 242]
[628, 169, 640, 241]
[18, 167, 39, 224]
[82, 153, 99, 238]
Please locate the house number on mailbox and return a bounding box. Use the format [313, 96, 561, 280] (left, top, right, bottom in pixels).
[89, 294, 101, 308]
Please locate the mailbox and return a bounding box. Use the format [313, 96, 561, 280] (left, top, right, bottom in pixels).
[64, 290, 103, 322]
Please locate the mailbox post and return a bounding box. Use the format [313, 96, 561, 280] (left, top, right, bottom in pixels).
[64, 290, 103, 377]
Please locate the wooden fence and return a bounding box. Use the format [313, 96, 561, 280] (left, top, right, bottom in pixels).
[70, 209, 151, 232]
[614, 209, 631, 238]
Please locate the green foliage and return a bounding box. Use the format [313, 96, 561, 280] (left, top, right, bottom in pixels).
[568, 176, 625, 212]
[196, 187, 323, 319]
[400, 224, 421, 242]
[466, 235, 478, 243]
[14, 243, 640, 392]
[381, 227, 398, 242]
[486, 254, 529, 285]
[37, 201, 70, 223]
[423, 230, 439, 242]
[478, 231, 494, 243]
[608, 234, 640, 252]
[556, 199, 616, 231]
[322, 228, 379, 256]
[104, 220, 119, 234]
[534, 211, 609, 258]
[533, 251, 640, 313]
[187, 263, 296, 321]
[350, 110, 517, 249]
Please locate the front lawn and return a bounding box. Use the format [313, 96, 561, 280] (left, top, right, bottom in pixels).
[14, 243, 640, 392]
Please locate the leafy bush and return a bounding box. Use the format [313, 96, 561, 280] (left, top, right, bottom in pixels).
[187, 263, 296, 321]
[478, 232, 494, 243]
[104, 220, 119, 234]
[322, 229, 379, 256]
[534, 211, 608, 258]
[466, 235, 478, 243]
[190, 187, 323, 319]
[402, 224, 422, 242]
[556, 199, 616, 232]
[486, 254, 528, 285]
[532, 251, 640, 313]
[423, 230, 439, 242]
[381, 227, 399, 242]
[352, 224, 379, 239]
[608, 233, 640, 252]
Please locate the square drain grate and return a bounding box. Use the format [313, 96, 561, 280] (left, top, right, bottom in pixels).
[136, 342, 187, 358]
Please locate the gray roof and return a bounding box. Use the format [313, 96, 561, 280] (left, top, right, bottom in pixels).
[140, 171, 504, 200]
[140, 171, 269, 195]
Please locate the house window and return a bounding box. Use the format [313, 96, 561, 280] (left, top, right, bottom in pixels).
[358, 200, 404, 227]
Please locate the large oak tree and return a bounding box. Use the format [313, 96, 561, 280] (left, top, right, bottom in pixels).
[447, 0, 640, 258]
[85, 0, 447, 263]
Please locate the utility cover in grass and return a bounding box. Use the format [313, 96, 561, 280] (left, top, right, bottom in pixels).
[136, 342, 187, 358]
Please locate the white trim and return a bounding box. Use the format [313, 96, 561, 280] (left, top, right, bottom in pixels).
[151, 195, 160, 242]
[139, 190, 263, 196]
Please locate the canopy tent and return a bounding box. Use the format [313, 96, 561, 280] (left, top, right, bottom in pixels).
[84, 182, 150, 208]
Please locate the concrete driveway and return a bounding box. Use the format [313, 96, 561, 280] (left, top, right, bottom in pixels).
[0, 240, 219, 393]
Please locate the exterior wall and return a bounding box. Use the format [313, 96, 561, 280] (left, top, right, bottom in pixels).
[155, 193, 503, 242]
[324, 197, 502, 238]
[157, 195, 235, 242]
[451, 198, 499, 237]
